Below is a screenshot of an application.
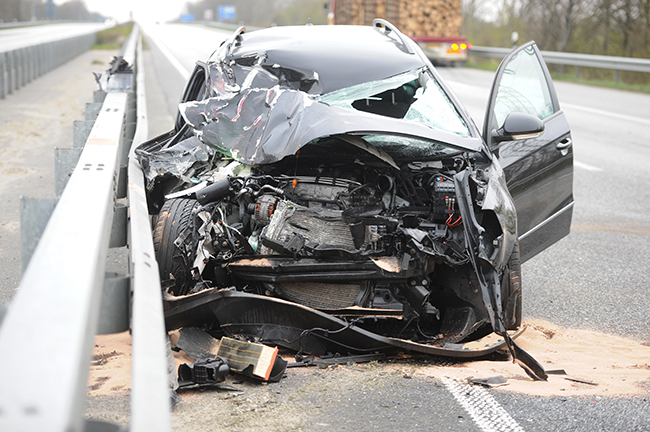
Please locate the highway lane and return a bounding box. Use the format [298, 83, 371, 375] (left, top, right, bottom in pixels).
[142, 24, 650, 432]
[142, 23, 232, 118]
[0, 23, 108, 52]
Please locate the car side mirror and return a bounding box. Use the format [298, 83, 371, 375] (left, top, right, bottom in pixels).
[491, 112, 544, 144]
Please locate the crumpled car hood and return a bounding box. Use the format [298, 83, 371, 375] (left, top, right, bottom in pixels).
[178, 65, 483, 166]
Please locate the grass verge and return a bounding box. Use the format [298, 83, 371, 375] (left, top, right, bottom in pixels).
[466, 58, 650, 94]
[93, 22, 134, 50]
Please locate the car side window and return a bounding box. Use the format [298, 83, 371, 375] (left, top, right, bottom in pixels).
[493, 46, 554, 128]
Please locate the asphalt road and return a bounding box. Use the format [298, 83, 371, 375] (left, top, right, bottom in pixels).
[0, 22, 107, 51]
[0, 23, 648, 432]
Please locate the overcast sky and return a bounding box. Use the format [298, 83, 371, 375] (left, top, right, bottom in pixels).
[60, 0, 189, 23]
[66, 0, 501, 25]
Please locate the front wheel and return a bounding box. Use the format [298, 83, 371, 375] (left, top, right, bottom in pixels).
[152, 198, 200, 296]
[502, 240, 522, 330]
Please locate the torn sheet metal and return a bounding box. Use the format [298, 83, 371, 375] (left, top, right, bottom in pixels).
[467, 376, 508, 388]
[178, 85, 479, 166]
[137, 135, 213, 185]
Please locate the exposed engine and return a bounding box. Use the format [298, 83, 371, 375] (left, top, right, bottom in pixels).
[157, 144, 492, 345]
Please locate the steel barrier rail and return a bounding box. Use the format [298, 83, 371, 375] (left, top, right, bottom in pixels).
[0, 21, 83, 29]
[127, 26, 174, 432]
[0, 29, 98, 99]
[0, 23, 172, 432]
[469, 46, 650, 76]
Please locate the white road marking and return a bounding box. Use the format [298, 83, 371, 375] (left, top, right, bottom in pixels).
[561, 102, 650, 126]
[443, 80, 481, 91]
[574, 160, 603, 172]
[445, 80, 650, 126]
[145, 32, 191, 80]
[443, 377, 525, 432]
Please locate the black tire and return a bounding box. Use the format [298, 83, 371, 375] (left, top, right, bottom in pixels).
[502, 240, 523, 330]
[153, 198, 200, 296]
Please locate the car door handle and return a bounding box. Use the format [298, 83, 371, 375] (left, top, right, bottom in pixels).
[556, 138, 572, 150]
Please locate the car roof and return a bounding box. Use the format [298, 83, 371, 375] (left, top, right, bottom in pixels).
[230, 24, 427, 94]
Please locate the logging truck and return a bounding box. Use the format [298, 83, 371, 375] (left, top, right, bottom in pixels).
[330, 0, 469, 66]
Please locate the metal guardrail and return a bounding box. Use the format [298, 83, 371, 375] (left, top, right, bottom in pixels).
[470, 45, 650, 80]
[0, 31, 97, 99]
[0, 20, 93, 29]
[0, 24, 171, 432]
[127, 25, 174, 432]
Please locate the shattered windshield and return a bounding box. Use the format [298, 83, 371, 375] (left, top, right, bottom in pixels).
[362, 134, 459, 159]
[317, 69, 470, 137]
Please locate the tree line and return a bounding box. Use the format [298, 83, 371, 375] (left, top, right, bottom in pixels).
[0, 0, 105, 23]
[463, 0, 650, 58]
[463, 0, 650, 83]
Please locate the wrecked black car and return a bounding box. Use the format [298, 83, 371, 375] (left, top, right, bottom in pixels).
[137, 21, 573, 372]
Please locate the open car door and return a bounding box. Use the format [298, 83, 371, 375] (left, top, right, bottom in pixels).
[483, 41, 574, 263]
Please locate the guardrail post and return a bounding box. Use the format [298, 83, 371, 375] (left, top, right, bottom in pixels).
[14, 49, 22, 90]
[20, 197, 58, 273]
[0, 52, 6, 99]
[98, 273, 130, 335]
[45, 41, 53, 73]
[21, 47, 28, 86]
[27, 46, 35, 83]
[7, 51, 15, 94]
[55, 146, 84, 196]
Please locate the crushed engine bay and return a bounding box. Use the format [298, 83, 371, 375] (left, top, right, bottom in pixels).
[139, 134, 524, 360]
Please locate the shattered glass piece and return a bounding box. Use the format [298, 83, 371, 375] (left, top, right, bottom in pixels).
[317, 69, 470, 137]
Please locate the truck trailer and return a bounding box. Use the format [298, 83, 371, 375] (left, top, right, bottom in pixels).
[331, 0, 470, 66]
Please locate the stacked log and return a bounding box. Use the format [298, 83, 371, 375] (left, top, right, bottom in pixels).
[399, 0, 462, 37]
[335, 0, 462, 37]
[334, 0, 364, 26]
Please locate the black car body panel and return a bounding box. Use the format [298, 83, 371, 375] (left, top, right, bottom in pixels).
[483, 41, 574, 262]
[137, 23, 573, 373]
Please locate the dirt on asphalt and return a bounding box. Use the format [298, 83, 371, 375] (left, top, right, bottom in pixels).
[86, 319, 650, 429]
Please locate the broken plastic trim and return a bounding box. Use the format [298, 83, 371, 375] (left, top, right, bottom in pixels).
[454, 168, 547, 381]
[163, 288, 525, 359]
